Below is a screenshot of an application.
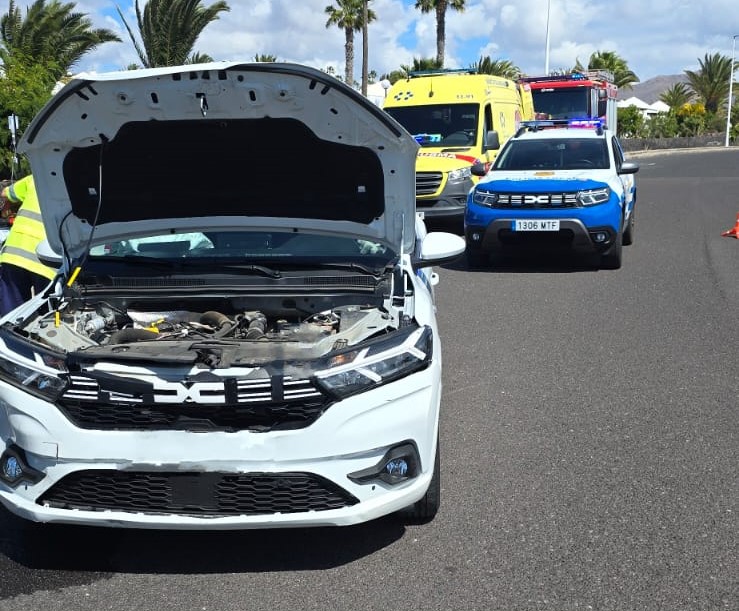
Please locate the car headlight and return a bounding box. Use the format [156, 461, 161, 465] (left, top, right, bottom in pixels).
[577, 187, 611, 206]
[448, 167, 472, 183]
[472, 188, 499, 207]
[315, 326, 432, 399]
[0, 337, 68, 401]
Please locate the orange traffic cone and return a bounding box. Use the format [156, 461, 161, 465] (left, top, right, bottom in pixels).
[722, 213, 739, 238]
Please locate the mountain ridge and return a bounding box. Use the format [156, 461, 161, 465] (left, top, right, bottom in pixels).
[617, 74, 689, 104]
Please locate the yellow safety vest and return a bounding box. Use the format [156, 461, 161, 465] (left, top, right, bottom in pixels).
[0, 176, 57, 280]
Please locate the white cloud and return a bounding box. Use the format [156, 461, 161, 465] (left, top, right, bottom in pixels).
[23, 0, 739, 84]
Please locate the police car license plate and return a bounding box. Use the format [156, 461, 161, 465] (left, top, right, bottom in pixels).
[512, 220, 560, 231]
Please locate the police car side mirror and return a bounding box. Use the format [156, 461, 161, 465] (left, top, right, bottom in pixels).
[483, 130, 500, 151]
[36, 239, 63, 268]
[618, 162, 639, 175]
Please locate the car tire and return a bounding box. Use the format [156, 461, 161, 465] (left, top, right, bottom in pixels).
[399, 437, 440, 523]
[465, 245, 488, 269]
[601, 230, 623, 269]
[622, 202, 635, 246]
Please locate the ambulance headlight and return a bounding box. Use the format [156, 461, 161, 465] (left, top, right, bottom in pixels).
[448, 167, 472, 184]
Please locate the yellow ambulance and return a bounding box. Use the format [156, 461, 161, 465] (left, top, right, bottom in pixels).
[383, 70, 534, 224]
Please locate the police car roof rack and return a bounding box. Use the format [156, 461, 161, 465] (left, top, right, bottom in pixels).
[515, 118, 605, 137]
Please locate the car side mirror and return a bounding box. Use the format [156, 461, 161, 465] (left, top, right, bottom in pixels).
[471, 162, 488, 177]
[618, 162, 639, 175]
[412, 232, 466, 269]
[36, 239, 63, 268]
[483, 130, 500, 151]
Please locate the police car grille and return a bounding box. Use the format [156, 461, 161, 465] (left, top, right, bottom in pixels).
[493, 192, 579, 209]
[58, 375, 330, 431]
[416, 172, 443, 196]
[37, 471, 359, 516]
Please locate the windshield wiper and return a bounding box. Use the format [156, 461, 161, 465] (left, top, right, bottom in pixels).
[89, 257, 282, 278]
[278, 261, 388, 275]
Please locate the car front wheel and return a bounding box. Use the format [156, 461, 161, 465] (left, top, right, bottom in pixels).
[465, 245, 488, 269]
[623, 202, 635, 246]
[601, 230, 623, 269]
[399, 437, 440, 523]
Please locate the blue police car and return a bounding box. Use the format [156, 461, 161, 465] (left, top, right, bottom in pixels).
[464, 120, 639, 269]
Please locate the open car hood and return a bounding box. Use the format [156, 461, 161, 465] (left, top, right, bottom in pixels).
[19, 62, 419, 262]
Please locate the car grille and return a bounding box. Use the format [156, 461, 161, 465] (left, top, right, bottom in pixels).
[416, 171, 443, 196]
[58, 375, 331, 431]
[493, 192, 579, 209]
[37, 471, 359, 516]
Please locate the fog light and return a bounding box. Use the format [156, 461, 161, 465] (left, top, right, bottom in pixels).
[593, 232, 608, 243]
[2, 456, 22, 482]
[347, 441, 421, 485]
[471, 232, 482, 242]
[0, 446, 44, 488]
[384, 458, 409, 478]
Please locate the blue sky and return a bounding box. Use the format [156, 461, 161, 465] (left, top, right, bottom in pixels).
[63, 0, 739, 84]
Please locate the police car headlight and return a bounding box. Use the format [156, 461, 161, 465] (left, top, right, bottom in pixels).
[448, 167, 472, 183]
[577, 187, 611, 206]
[472, 189, 499, 207]
[315, 326, 432, 399]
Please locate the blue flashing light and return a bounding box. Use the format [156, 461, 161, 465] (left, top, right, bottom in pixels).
[519, 119, 605, 132]
[567, 118, 605, 128]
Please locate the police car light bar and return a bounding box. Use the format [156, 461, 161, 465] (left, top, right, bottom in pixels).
[521, 118, 604, 128]
[517, 119, 605, 136]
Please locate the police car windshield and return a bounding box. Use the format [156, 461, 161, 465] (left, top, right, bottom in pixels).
[494, 138, 610, 171]
[385, 104, 478, 147]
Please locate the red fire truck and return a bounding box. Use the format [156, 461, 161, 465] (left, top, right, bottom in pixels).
[520, 70, 618, 133]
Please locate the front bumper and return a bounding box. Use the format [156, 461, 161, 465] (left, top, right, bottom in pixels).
[0, 367, 441, 529]
[464, 199, 621, 254]
[417, 177, 474, 218]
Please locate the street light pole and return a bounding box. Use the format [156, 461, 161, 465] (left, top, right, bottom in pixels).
[725, 34, 738, 148]
[544, 0, 551, 75]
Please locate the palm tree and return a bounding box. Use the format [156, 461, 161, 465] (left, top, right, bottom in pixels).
[684, 53, 733, 114]
[659, 82, 693, 109]
[0, 0, 120, 81]
[415, 0, 465, 67]
[470, 56, 521, 79]
[586, 50, 639, 90]
[116, 0, 230, 69]
[324, 0, 375, 88]
[254, 53, 278, 62]
[361, 0, 368, 95]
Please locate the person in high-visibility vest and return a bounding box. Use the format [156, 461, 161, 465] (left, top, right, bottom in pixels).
[0, 175, 57, 316]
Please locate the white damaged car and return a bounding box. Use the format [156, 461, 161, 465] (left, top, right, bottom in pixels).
[0, 62, 465, 529]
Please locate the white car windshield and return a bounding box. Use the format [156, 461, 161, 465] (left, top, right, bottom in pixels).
[88, 231, 394, 266]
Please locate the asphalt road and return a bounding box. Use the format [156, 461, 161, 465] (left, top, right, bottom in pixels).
[1, 149, 737, 611]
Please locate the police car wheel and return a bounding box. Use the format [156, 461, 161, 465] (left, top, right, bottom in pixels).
[601, 232, 623, 269]
[623, 205, 635, 246]
[465, 246, 488, 269]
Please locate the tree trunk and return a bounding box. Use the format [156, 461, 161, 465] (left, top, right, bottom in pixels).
[361, 0, 368, 95]
[344, 27, 354, 86]
[436, 0, 446, 67]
